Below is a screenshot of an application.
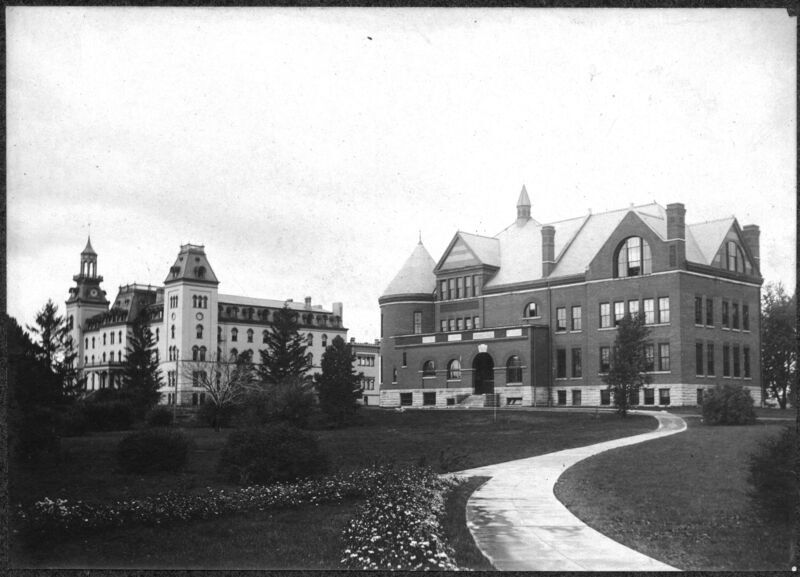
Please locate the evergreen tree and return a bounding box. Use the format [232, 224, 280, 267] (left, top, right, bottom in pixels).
[315, 335, 361, 425]
[603, 312, 652, 417]
[257, 304, 312, 385]
[27, 299, 80, 400]
[761, 282, 797, 409]
[121, 311, 163, 417]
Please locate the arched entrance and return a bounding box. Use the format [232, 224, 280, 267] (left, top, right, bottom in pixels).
[473, 353, 495, 395]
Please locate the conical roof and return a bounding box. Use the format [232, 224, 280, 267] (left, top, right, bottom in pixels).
[517, 185, 531, 208]
[382, 242, 436, 297]
[82, 236, 97, 255]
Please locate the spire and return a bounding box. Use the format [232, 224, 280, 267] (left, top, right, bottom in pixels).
[516, 185, 531, 222]
[82, 236, 97, 255]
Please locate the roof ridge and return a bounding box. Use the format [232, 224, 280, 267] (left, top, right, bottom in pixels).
[688, 216, 736, 226]
[457, 230, 498, 240]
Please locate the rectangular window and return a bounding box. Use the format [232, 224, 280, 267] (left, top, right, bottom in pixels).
[697, 388, 704, 405]
[644, 388, 654, 405]
[571, 306, 582, 331]
[556, 348, 567, 378]
[474, 317, 481, 329]
[572, 390, 582, 406]
[696, 343, 704, 376]
[645, 343, 655, 372]
[557, 390, 567, 406]
[413, 311, 422, 334]
[600, 389, 611, 405]
[722, 301, 729, 328]
[448, 278, 456, 300]
[440, 280, 448, 301]
[599, 346, 611, 373]
[630, 389, 641, 405]
[448, 319, 455, 332]
[400, 393, 413, 406]
[706, 298, 714, 326]
[600, 303, 611, 328]
[614, 301, 625, 326]
[465, 275, 472, 298]
[659, 388, 671, 405]
[456, 277, 464, 299]
[473, 275, 481, 296]
[732, 303, 740, 330]
[402, 352, 407, 367]
[571, 348, 582, 378]
[694, 296, 703, 325]
[707, 343, 715, 376]
[441, 320, 447, 333]
[743, 304, 750, 330]
[658, 297, 670, 324]
[556, 307, 567, 331]
[733, 345, 741, 377]
[628, 299, 639, 319]
[723, 345, 730, 377]
[457, 318, 464, 331]
[659, 343, 670, 372]
[744, 347, 751, 378]
[423, 392, 436, 406]
[643, 298, 655, 324]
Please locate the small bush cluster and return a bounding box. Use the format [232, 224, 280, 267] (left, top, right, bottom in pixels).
[16, 467, 386, 539]
[749, 426, 798, 523]
[218, 423, 328, 485]
[238, 379, 315, 428]
[82, 401, 135, 432]
[701, 384, 756, 425]
[116, 428, 191, 474]
[145, 406, 174, 427]
[341, 465, 461, 570]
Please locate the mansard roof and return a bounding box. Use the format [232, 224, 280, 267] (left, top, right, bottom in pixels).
[382, 241, 436, 297]
[218, 293, 331, 314]
[164, 244, 220, 285]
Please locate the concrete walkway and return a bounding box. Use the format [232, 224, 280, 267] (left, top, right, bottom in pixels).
[455, 410, 687, 571]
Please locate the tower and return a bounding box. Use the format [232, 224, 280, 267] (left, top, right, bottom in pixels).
[65, 237, 110, 365]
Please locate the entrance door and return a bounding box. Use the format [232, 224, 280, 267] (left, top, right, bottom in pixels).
[473, 353, 495, 394]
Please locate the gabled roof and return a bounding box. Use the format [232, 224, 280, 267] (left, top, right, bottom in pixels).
[164, 244, 220, 285]
[383, 242, 436, 297]
[459, 232, 501, 267]
[685, 217, 736, 265]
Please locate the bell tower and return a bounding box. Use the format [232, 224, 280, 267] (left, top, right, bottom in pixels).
[66, 237, 110, 365]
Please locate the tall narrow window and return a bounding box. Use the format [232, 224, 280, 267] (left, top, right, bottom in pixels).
[447, 359, 462, 380]
[440, 280, 448, 301]
[556, 349, 567, 378]
[571, 348, 582, 378]
[321, 334, 328, 348]
[571, 306, 582, 331]
[247, 329, 254, 343]
[628, 299, 640, 319]
[695, 296, 703, 325]
[448, 319, 455, 332]
[103, 333, 107, 345]
[556, 307, 567, 331]
[726, 241, 744, 272]
[402, 352, 407, 367]
[441, 320, 447, 332]
[465, 275, 472, 298]
[171, 325, 175, 339]
[192, 346, 199, 361]
[231, 328, 238, 342]
[307, 333, 313, 346]
[199, 346, 206, 361]
[696, 343, 704, 376]
[706, 298, 714, 326]
[413, 311, 422, 334]
[645, 343, 655, 372]
[456, 277, 464, 299]
[599, 303, 611, 328]
[457, 318, 464, 331]
[614, 302, 625, 326]
[506, 356, 522, 383]
[422, 360, 435, 377]
[707, 343, 715, 376]
[465, 317, 473, 330]
[658, 297, 670, 324]
[742, 304, 750, 330]
[723, 345, 730, 377]
[599, 346, 611, 373]
[262, 330, 268, 344]
[659, 343, 670, 371]
[474, 317, 481, 329]
[722, 301, 729, 328]
[744, 347, 751, 378]
[196, 324, 203, 339]
[732, 303, 740, 329]
[733, 345, 740, 377]
[643, 298, 655, 324]
[448, 279, 455, 301]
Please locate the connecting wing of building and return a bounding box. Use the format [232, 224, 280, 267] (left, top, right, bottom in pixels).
[379, 187, 762, 408]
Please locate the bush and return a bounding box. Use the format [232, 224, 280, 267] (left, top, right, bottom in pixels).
[58, 405, 88, 437]
[701, 384, 756, 425]
[239, 379, 315, 428]
[116, 428, 192, 474]
[218, 423, 328, 485]
[10, 406, 61, 463]
[145, 405, 174, 427]
[82, 401, 135, 432]
[198, 401, 239, 430]
[749, 426, 798, 523]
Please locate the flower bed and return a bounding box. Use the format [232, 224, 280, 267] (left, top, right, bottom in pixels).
[16, 467, 385, 539]
[341, 466, 462, 570]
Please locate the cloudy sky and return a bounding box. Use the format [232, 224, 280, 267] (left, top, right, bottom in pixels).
[7, 7, 796, 341]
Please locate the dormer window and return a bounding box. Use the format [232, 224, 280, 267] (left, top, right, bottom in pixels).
[195, 266, 206, 279]
[726, 241, 744, 273]
[615, 237, 652, 278]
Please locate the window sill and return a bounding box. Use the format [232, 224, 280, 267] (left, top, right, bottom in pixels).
[598, 326, 616, 331]
[505, 381, 523, 386]
[570, 330, 583, 334]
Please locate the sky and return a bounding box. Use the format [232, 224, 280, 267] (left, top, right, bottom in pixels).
[7, 7, 796, 342]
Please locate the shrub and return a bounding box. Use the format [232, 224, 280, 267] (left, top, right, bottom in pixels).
[701, 384, 756, 425]
[58, 405, 88, 437]
[198, 401, 239, 430]
[749, 426, 798, 523]
[11, 406, 61, 463]
[145, 405, 174, 427]
[238, 379, 315, 428]
[116, 428, 192, 474]
[218, 423, 328, 485]
[82, 401, 135, 432]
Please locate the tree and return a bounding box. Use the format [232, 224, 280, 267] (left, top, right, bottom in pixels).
[120, 312, 163, 418]
[182, 350, 255, 430]
[27, 299, 81, 401]
[603, 312, 652, 417]
[315, 335, 362, 425]
[257, 304, 312, 385]
[761, 282, 797, 409]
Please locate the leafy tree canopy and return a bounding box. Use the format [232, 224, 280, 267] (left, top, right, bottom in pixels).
[603, 312, 652, 417]
[761, 282, 797, 409]
[27, 299, 81, 400]
[121, 311, 163, 417]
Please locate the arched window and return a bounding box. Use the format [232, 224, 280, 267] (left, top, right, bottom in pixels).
[726, 241, 744, 273]
[192, 346, 199, 361]
[262, 330, 269, 344]
[507, 355, 523, 383]
[91, 355, 95, 365]
[196, 324, 204, 339]
[103, 333, 107, 345]
[118, 330, 122, 343]
[231, 328, 238, 342]
[307, 333, 314, 346]
[230, 348, 238, 360]
[110, 351, 114, 363]
[199, 346, 206, 361]
[247, 329, 253, 343]
[171, 325, 176, 339]
[196, 266, 206, 279]
[321, 334, 328, 348]
[615, 237, 652, 278]
[84, 355, 88, 365]
[524, 302, 539, 318]
[307, 353, 313, 366]
[102, 352, 106, 363]
[447, 359, 462, 380]
[85, 338, 89, 349]
[192, 295, 198, 308]
[92, 337, 95, 348]
[422, 360, 436, 377]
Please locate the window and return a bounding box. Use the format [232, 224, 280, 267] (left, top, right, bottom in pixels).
[643, 299, 655, 324]
[707, 343, 715, 376]
[456, 277, 464, 299]
[196, 324, 203, 339]
[723, 345, 730, 377]
[743, 304, 750, 331]
[307, 333, 313, 346]
[440, 280, 448, 301]
[525, 302, 540, 318]
[659, 388, 671, 405]
[616, 236, 652, 277]
[171, 325, 176, 339]
[465, 317, 473, 330]
[644, 388, 654, 405]
[441, 320, 448, 332]
[448, 279, 455, 300]
[192, 295, 198, 308]
[614, 301, 625, 326]
[557, 390, 567, 405]
[629, 389, 640, 406]
[465, 275, 473, 297]
[474, 317, 481, 329]
[400, 392, 412, 406]
[572, 390, 582, 406]
[457, 318, 464, 331]
[733, 345, 740, 377]
[722, 301, 729, 328]
[110, 351, 115, 363]
[103, 333, 107, 345]
[231, 328, 238, 342]
[556, 349, 567, 378]
[422, 360, 435, 377]
[423, 392, 436, 406]
[628, 299, 639, 319]
[571, 306, 582, 331]
[600, 303, 611, 328]
[413, 311, 422, 334]
[556, 307, 567, 331]
[571, 348, 582, 378]
[473, 275, 481, 296]
[600, 389, 611, 405]
[744, 347, 751, 378]
[447, 359, 462, 380]
[645, 343, 655, 372]
[448, 319, 455, 332]
[706, 298, 714, 326]
[659, 343, 670, 371]
[599, 346, 611, 373]
[307, 353, 313, 366]
[322, 334, 328, 348]
[199, 346, 206, 361]
[732, 303, 740, 330]
[696, 343, 704, 376]
[726, 241, 744, 273]
[506, 356, 523, 383]
[246, 329, 253, 343]
[92, 337, 95, 348]
[262, 330, 268, 344]
[392, 367, 397, 382]
[85, 338, 89, 349]
[154, 329, 158, 342]
[102, 352, 106, 363]
[658, 297, 670, 324]
[192, 346, 199, 361]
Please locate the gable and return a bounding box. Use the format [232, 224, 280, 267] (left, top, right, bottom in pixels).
[438, 236, 483, 272]
[585, 210, 667, 280]
[710, 225, 755, 275]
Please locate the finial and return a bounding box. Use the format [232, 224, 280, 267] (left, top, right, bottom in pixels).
[418, 230, 422, 244]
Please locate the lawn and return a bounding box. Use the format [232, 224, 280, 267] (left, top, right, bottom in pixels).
[554, 419, 792, 571]
[11, 407, 654, 569]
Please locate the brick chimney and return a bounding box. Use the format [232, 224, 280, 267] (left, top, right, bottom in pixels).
[304, 296, 312, 309]
[742, 225, 760, 270]
[541, 225, 555, 276]
[666, 203, 686, 240]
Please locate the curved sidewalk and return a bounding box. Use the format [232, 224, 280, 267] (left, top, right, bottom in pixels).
[456, 411, 687, 571]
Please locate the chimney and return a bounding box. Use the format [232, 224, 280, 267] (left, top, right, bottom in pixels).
[541, 225, 555, 276]
[332, 302, 343, 319]
[666, 203, 686, 240]
[350, 337, 356, 344]
[742, 225, 760, 270]
[304, 296, 312, 309]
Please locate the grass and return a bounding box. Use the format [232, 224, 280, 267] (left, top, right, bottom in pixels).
[554, 419, 793, 571]
[442, 476, 495, 570]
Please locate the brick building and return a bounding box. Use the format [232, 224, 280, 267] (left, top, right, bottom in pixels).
[379, 187, 762, 408]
